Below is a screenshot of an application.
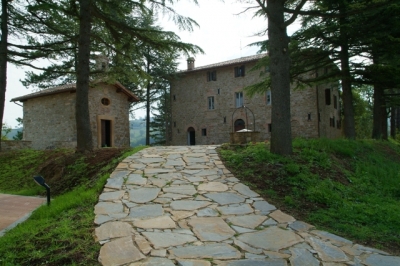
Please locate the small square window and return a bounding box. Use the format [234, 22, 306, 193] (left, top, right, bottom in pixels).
[234, 65, 245, 77]
[207, 70, 217, 81]
[235, 92, 243, 108]
[208, 96, 215, 110]
[202, 128, 207, 136]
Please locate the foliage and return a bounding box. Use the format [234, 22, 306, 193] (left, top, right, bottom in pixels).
[0, 146, 146, 265]
[12, 117, 23, 140]
[1, 123, 11, 140]
[219, 139, 400, 254]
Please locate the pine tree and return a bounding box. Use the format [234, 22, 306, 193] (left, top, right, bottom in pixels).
[8, 0, 202, 152]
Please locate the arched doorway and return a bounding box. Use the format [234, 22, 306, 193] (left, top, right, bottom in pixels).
[187, 127, 196, 145]
[234, 119, 245, 132]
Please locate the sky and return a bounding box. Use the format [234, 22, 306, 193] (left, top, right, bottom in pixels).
[3, 0, 298, 128]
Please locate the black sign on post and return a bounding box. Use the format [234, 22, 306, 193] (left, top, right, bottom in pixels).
[33, 175, 51, 206]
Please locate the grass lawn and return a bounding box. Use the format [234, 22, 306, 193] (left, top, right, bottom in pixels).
[218, 138, 400, 255]
[0, 146, 146, 265]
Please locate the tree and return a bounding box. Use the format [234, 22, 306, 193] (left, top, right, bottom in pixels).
[288, 0, 400, 140]
[243, 0, 307, 155]
[150, 85, 172, 145]
[16, 0, 202, 152]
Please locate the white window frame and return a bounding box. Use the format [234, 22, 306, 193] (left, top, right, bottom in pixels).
[235, 92, 243, 108]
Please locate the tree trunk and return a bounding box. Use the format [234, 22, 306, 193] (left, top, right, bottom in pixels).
[371, 84, 384, 139]
[339, 3, 356, 139]
[381, 106, 387, 140]
[268, 0, 292, 155]
[0, 0, 8, 151]
[146, 82, 150, 145]
[390, 107, 395, 139]
[76, 0, 93, 152]
[145, 56, 151, 146]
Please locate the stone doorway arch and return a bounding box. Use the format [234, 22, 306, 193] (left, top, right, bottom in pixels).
[234, 119, 245, 132]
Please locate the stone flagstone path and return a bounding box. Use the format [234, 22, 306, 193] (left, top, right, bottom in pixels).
[94, 146, 400, 266]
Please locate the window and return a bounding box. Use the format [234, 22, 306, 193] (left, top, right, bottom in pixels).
[268, 123, 272, 133]
[325, 89, 331, 105]
[101, 98, 110, 106]
[235, 92, 243, 107]
[266, 90, 271, 105]
[223, 116, 226, 123]
[234, 65, 245, 77]
[173, 95, 176, 101]
[202, 128, 207, 136]
[334, 95, 338, 109]
[208, 96, 215, 110]
[217, 88, 220, 95]
[207, 70, 217, 81]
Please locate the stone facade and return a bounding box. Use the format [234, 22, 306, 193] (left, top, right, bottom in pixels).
[169, 54, 341, 145]
[11, 82, 138, 150]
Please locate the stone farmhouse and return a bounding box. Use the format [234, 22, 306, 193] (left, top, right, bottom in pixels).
[11, 81, 139, 150]
[169, 54, 342, 145]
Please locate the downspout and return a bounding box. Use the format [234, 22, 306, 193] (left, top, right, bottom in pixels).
[316, 85, 320, 138]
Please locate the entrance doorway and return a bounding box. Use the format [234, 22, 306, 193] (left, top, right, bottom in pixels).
[101, 119, 112, 147]
[234, 119, 245, 132]
[187, 127, 195, 145]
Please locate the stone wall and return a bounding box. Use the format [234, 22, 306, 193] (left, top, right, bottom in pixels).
[0, 140, 32, 151]
[88, 83, 131, 148]
[23, 91, 76, 150]
[22, 83, 131, 150]
[170, 58, 342, 146]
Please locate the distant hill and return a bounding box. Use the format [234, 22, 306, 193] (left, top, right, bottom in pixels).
[1, 128, 22, 140]
[129, 119, 155, 147]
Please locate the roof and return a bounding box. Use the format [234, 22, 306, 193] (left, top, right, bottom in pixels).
[179, 53, 267, 73]
[11, 81, 139, 103]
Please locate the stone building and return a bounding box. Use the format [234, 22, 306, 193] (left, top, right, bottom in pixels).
[169, 54, 342, 145]
[11, 81, 139, 150]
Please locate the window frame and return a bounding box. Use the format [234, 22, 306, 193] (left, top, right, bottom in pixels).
[234, 65, 245, 77]
[266, 90, 271, 105]
[208, 96, 215, 110]
[207, 70, 217, 81]
[235, 92, 243, 108]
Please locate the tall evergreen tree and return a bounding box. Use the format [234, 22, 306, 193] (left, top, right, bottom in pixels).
[12, 0, 202, 152]
[242, 0, 307, 155]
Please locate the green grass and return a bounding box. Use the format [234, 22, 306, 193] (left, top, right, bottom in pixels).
[219, 138, 400, 254]
[0, 146, 146, 265]
[0, 149, 71, 196]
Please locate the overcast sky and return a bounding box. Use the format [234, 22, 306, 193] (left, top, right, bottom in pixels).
[3, 0, 298, 128]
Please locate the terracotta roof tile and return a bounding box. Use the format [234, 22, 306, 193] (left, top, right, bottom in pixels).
[11, 81, 139, 102]
[179, 53, 267, 73]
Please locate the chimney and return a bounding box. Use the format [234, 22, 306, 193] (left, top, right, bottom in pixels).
[187, 57, 195, 70]
[95, 54, 109, 72]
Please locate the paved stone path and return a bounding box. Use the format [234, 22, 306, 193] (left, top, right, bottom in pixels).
[94, 146, 400, 266]
[0, 194, 46, 237]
